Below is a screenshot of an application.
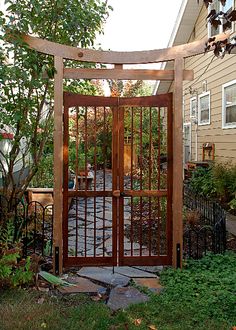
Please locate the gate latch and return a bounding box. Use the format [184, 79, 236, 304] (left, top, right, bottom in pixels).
[113, 190, 120, 197]
[113, 190, 126, 197]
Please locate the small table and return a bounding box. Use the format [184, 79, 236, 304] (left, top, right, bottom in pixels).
[74, 171, 94, 190]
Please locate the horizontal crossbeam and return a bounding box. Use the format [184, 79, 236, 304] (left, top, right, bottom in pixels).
[63, 68, 194, 81]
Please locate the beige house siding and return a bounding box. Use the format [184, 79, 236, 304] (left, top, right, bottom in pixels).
[183, 1, 236, 164]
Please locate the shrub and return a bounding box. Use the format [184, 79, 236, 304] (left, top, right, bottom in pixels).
[0, 245, 33, 288]
[30, 154, 54, 188]
[189, 166, 216, 197]
[189, 162, 236, 212]
[212, 162, 236, 203]
[0, 215, 35, 288]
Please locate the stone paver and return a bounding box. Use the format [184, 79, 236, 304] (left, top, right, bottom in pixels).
[52, 266, 164, 306]
[133, 265, 164, 274]
[67, 170, 136, 257]
[68, 197, 114, 255]
[133, 278, 164, 294]
[103, 266, 157, 278]
[85, 247, 109, 257]
[77, 267, 130, 287]
[107, 286, 149, 311]
[58, 277, 106, 295]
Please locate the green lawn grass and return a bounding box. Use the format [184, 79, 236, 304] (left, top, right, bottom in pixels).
[0, 252, 235, 330]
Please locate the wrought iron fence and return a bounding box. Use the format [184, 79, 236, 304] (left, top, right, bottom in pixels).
[183, 185, 227, 259]
[0, 195, 53, 258]
[0, 188, 227, 261]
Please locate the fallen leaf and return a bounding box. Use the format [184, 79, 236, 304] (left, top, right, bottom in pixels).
[91, 294, 102, 302]
[148, 325, 157, 330]
[134, 318, 142, 326]
[37, 297, 45, 304]
[38, 287, 49, 293]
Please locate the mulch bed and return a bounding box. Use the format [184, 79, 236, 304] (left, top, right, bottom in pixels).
[227, 233, 236, 251]
[124, 201, 167, 255]
[125, 204, 236, 257]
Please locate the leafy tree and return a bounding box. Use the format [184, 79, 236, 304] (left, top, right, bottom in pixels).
[199, 0, 236, 56]
[0, 0, 111, 204]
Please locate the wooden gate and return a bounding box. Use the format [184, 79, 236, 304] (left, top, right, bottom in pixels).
[63, 92, 172, 267]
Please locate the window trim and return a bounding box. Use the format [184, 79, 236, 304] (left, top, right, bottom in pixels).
[198, 92, 211, 126]
[190, 96, 197, 118]
[222, 79, 236, 129]
[208, 0, 234, 38]
[183, 122, 192, 163]
[208, 0, 222, 37]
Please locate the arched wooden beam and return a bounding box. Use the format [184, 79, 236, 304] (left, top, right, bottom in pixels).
[22, 32, 229, 64]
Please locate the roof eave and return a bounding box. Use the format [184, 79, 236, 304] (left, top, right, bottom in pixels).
[154, 0, 202, 94]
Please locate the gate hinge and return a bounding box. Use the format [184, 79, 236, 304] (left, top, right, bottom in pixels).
[54, 246, 60, 275]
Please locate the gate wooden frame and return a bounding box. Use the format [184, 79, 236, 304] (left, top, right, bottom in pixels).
[63, 92, 173, 268]
[21, 32, 229, 274]
[63, 93, 119, 268]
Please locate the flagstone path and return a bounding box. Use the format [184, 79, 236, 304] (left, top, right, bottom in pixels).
[57, 265, 163, 311]
[67, 170, 147, 257]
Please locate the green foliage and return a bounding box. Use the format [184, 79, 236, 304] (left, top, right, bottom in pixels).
[0, 0, 110, 199]
[68, 108, 113, 171]
[160, 253, 236, 325]
[43, 239, 52, 256]
[189, 162, 236, 211]
[0, 247, 33, 288]
[68, 142, 86, 173]
[30, 153, 54, 188]
[0, 252, 18, 279]
[0, 213, 34, 288]
[11, 257, 33, 287]
[4, 0, 108, 45]
[189, 166, 217, 197]
[0, 217, 16, 246]
[229, 198, 236, 210]
[1, 253, 236, 329]
[212, 162, 236, 201]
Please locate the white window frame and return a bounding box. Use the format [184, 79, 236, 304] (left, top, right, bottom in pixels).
[222, 79, 236, 129]
[190, 96, 197, 118]
[182, 97, 185, 122]
[183, 122, 192, 164]
[198, 92, 211, 126]
[208, 0, 234, 38]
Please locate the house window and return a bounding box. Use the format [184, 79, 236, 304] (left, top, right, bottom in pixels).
[208, 0, 221, 37]
[208, 0, 233, 37]
[190, 97, 197, 118]
[183, 123, 191, 163]
[222, 80, 236, 128]
[198, 92, 210, 125]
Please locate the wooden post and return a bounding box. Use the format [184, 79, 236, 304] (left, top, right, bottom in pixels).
[53, 56, 64, 274]
[173, 57, 184, 268]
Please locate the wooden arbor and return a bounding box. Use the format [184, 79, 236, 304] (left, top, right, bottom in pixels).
[22, 32, 228, 274]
